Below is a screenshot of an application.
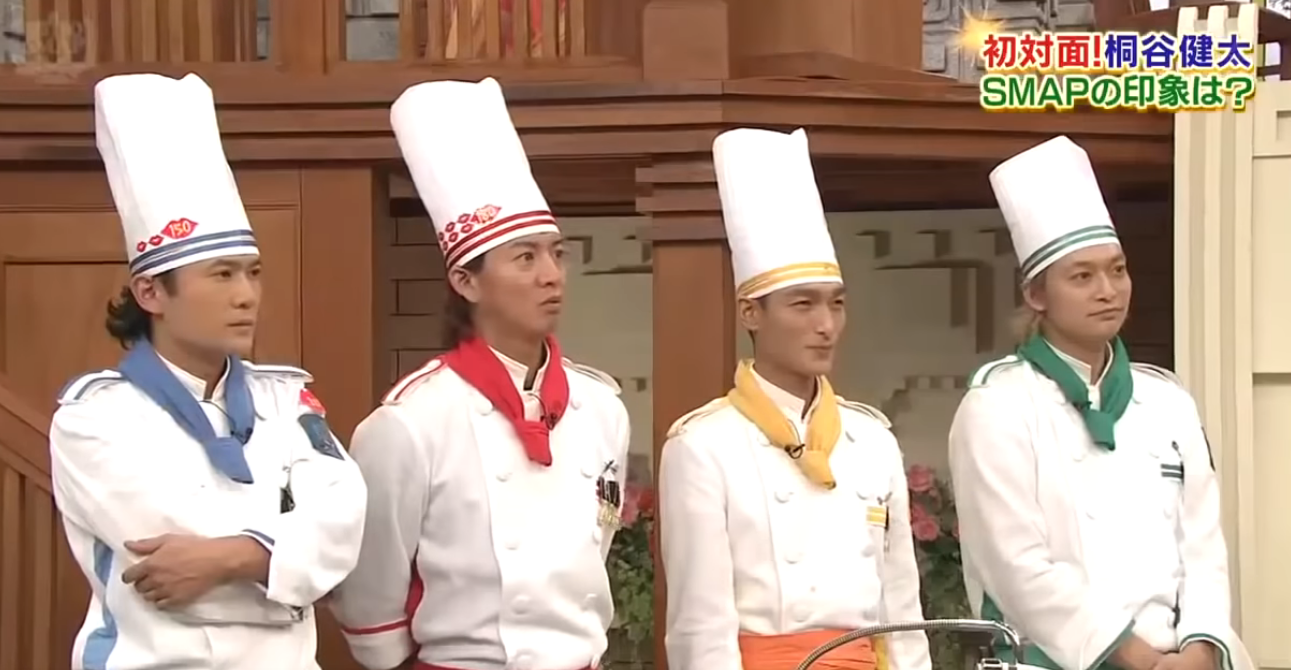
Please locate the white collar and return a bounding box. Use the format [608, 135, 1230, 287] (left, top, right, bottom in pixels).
[491, 345, 549, 393]
[158, 353, 227, 401]
[1045, 339, 1113, 387]
[751, 364, 818, 420]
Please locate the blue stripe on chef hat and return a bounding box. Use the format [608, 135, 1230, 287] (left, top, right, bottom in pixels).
[130, 229, 259, 276]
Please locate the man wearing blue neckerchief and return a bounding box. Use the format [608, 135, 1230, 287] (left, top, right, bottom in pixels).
[49, 72, 367, 670]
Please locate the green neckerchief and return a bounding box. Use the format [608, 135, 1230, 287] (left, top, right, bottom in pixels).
[1016, 334, 1133, 450]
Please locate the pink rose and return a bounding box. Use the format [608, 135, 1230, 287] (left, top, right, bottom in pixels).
[909, 502, 941, 541]
[912, 515, 941, 542]
[621, 483, 653, 527]
[622, 485, 642, 526]
[907, 464, 936, 494]
[638, 487, 656, 517]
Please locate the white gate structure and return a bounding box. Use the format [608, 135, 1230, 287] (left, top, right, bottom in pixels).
[1173, 4, 1291, 667]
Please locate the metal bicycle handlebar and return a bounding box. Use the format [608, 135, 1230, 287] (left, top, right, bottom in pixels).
[794, 618, 1025, 670]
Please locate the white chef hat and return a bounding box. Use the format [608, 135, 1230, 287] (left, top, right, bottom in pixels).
[391, 77, 558, 269]
[713, 128, 841, 300]
[989, 136, 1119, 282]
[95, 73, 257, 277]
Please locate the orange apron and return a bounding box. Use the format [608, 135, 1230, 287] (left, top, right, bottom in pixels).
[738, 629, 884, 670]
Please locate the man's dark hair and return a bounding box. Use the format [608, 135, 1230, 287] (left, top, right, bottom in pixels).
[105, 271, 177, 349]
[442, 254, 486, 349]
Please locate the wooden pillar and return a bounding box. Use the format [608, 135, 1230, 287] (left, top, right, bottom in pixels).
[641, 0, 730, 80]
[271, 0, 346, 73]
[726, 0, 923, 78]
[299, 167, 383, 670]
[639, 156, 736, 670]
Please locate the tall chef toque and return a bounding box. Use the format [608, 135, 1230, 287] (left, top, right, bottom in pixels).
[96, 73, 258, 277]
[989, 135, 1119, 283]
[391, 77, 558, 268]
[714, 128, 842, 299]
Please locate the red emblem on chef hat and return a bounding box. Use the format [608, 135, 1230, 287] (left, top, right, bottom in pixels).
[299, 388, 327, 416]
[438, 204, 502, 248]
[135, 217, 200, 253]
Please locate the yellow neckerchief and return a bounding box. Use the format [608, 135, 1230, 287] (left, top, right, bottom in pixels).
[726, 359, 841, 489]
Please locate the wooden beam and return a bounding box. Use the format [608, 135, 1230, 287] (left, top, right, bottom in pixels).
[299, 167, 379, 437]
[0, 75, 1173, 169]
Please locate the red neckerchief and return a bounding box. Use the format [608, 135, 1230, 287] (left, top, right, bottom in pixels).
[442, 335, 570, 466]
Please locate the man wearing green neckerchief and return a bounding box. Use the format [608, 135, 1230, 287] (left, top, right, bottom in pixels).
[948, 136, 1252, 670]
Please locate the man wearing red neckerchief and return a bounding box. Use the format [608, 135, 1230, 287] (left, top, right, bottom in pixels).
[329, 77, 631, 670]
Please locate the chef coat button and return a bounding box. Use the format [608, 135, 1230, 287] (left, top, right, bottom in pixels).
[511, 595, 531, 615]
[581, 463, 597, 478]
[476, 401, 493, 415]
[505, 538, 521, 550]
[861, 544, 875, 558]
[845, 430, 855, 443]
[785, 550, 803, 564]
[583, 594, 598, 609]
[1084, 507, 1098, 520]
[571, 398, 582, 410]
[496, 470, 512, 482]
[513, 652, 534, 670]
[856, 489, 866, 498]
[809, 585, 818, 593]
[792, 605, 810, 622]
[775, 490, 792, 503]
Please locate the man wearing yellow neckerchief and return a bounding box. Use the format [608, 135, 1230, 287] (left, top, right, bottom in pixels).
[657, 128, 931, 670]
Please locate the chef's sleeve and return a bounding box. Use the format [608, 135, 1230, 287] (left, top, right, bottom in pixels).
[1174, 398, 1235, 670]
[330, 406, 429, 670]
[238, 388, 368, 609]
[949, 386, 1135, 670]
[50, 395, 196, 558]
[659, 432, 742, 670]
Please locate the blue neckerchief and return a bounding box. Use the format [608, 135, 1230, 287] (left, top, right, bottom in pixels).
[117, 340, 257, 484]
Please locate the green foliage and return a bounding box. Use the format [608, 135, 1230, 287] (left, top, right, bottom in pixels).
[906, 465, 973, 670]
[604, 484, 656, 669]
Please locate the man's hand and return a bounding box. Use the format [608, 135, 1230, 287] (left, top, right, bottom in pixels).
[121, 534, 268, 609]
[1111, 635, 1166, 670]
[1155, 644, 1219, 670]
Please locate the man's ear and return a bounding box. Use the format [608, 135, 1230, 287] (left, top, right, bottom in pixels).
[1020, 279, 1047, 314]
[448, 265, 481, 304]
[130, 274, 166, 315]
[737, 297, 761, 334]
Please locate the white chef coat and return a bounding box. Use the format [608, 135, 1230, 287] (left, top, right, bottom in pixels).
[659, 368, 931, 670]
[949, 346, 1251, 670]
[330, 348, 631, 670]
[50, 356, 368, 670]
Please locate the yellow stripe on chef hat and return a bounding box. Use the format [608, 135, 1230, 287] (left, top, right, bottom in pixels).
[737, 261, 842, 300]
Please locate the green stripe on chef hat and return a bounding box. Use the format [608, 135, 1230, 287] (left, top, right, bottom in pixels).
[989, 136, 1120, 283]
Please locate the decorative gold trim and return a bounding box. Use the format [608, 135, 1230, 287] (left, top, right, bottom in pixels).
[737, 261, 842, 298]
